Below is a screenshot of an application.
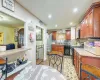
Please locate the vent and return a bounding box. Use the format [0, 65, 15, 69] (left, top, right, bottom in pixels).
[39, 20, 44, 25]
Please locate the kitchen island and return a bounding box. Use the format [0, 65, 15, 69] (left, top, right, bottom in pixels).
[52, 44, 70, 55]
[52, 44, 64, 55]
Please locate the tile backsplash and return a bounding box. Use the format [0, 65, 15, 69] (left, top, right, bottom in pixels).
[52, 40, 71, 45]
[56, 33, 66, 40]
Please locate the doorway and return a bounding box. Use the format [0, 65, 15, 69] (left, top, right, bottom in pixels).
[0, 12, 24, 49]
[36, 26, 44, 64]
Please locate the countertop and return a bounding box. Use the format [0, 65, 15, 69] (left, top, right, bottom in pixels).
[49, 51, 64, 56]
[52, 44, 65, 46]
[74, 48, 100, 58]
[52, 44, 82, 47]
[0, 48, 31, 57]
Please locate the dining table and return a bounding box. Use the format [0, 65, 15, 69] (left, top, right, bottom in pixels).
[14, 65, 66, 80]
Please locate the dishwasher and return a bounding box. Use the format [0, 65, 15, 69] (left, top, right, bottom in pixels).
[64, 45, 70, 56]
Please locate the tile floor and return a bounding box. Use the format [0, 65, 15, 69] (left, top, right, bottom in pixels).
[40, 56, 78, 80]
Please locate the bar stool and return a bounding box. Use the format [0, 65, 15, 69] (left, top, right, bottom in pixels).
[48, 51, 64, 73]
[80, 62, 100, 80]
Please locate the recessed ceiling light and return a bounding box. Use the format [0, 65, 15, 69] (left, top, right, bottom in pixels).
[48, 14, 52, 19]
[55, 24, 58, 27]
[73, 8, 78, 13]
[70, 22, 73, 25]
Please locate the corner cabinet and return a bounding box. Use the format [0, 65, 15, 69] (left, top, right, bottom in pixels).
[66, 30, 71, 40]
[80, 2, 100, 38]
[52, 31, 56, 40]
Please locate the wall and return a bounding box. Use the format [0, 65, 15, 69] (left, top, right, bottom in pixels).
[0, 1, 47, 64]
[71, 27, 76, 40]
[36, 41, 43, 45]
[70, 27, 76, 45]
[0, 25, 15, 44]
[0, 25, 24, 48]
[47, 33, 52, 52]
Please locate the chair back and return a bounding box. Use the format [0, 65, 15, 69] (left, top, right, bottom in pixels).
[48, 54, 63, 73]
[0, 58, 7, 80]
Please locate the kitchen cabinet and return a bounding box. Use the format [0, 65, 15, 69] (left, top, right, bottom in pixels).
[93, 7, 100, 37]
[52, 31, 56, 40]
[52, 44, 64, 54]
[74, 49, 100, 79]
[66, 30, 71, 40]
[80, 11, 93, 38]
[80, 21, 85, 38]
[88, 11, 93, 37]
[85, 16, 89, 38]
[74, 50, 81, 78]
[80, 2, 100, 38]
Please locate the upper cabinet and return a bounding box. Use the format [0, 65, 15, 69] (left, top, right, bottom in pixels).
[93, 7, 100, 37]
[80, 21, 85, 38]
[52, 31, 56, 40]
[66, 30, 71, 40]
[80, 2, 100, 38]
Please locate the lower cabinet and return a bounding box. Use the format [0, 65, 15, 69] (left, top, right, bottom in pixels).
[74, 49, 100, 80]
[52, 44, 64, 54]
[74, 50, 81, 78]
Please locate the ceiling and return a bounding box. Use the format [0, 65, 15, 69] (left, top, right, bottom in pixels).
[16, 0, 93, 29]
[0, 12, 24, 27]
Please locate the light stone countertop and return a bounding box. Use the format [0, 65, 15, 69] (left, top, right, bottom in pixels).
[0, 48, 31, 57]
[52, 44, 65, 46]
[74, 48, 100, 58]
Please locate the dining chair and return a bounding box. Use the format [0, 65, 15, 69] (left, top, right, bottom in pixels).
[80, 62, 100, 80]
[0, 57, 8, 80]
[48, 53, 64, 73]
